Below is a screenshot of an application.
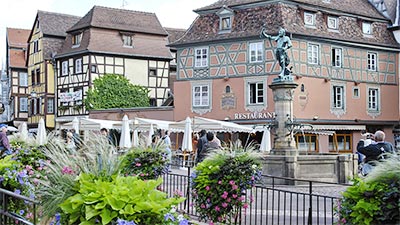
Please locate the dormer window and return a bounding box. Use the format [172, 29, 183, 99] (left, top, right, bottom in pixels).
[362, 22, 372, 35]
[304, 12, 316, 26]
[122, 35, 133, 47]
[327, 16, 338, 29]
[72, 33, 82, 47]
[217, 6, 234, 33]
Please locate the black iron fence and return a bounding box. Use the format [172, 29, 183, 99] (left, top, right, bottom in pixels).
[0, 165, 349, 225]
[0, 188, 38, 225]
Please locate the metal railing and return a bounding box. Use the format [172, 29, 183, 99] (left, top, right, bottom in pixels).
[0, 188, 38, 225]
[161, 165, 350, 225]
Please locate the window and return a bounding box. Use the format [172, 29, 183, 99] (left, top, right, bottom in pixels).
[249, 42, 263, 63]
[308, 44, 319, 64]
[333, 85, 344, 109]
[62, 61, 69, 76]
[75, 58, 82, 73]
[332, 48, 342, 67]
[248, 82, 264, 104]
[122, 35, 133, 47]
[368, 87, 379, 111]
[353, 87, 360, 98]
[329, 133, 352, 152]
[295, 134, 318, 152]
[47, 98, 54, 113]
[149, 98, 157, 106]
[91, 65, 97, 73]
[327, 16, 338, 29]
[221, 17, 232, 30]
[193, 84, 209, 107]
[32, 40, 39, 53]
[367, 52, 377, 71]
[20, 97, 28, 112]
[30, 98, 41, 115]
[19, 72, 28, 87]
[225, 85, 231, 93]
[31, 70, 35, 85]
[149, 69, 157, 76]
[36, 68, 40, 84]
[304, 12, 316, 26]
[362, 22, 372, 34]
[195, 47, 208, 67]
[72, 33, 82, 46]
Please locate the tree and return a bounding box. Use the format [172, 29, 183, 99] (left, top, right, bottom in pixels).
[84, 74, 150, 110]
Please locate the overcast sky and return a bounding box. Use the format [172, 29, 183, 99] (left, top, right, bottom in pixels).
[0, 0, 216, 69]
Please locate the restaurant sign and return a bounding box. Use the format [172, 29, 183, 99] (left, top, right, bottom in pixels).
[234, 112, 275, 120]
[59, 90, 82, 103]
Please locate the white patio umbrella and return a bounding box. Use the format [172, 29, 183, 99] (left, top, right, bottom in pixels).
[181, 117, 193, 152]
[36, 118, 47, 145]
[132, 129, 139, 147]
[119, 115, 132, 149]
[19, 122, 29, 142]
[72, 117, 79, 133]
[260, 126, 271, 152]
[147, 124, 154, 147]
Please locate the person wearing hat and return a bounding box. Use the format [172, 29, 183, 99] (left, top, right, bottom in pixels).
[0, 124, 12, 156]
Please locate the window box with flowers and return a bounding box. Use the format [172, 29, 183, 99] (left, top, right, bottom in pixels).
[191, 143, 262, 224]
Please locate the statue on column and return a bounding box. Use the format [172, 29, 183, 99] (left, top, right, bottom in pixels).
[260, 27, 293, 81]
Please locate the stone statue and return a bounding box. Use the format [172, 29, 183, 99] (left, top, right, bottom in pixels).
[260, 27, 293, 80]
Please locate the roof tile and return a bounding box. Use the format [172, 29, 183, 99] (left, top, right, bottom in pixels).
[37, 10, 81, 37]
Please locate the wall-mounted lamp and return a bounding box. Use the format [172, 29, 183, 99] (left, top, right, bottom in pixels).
[312, 115, 319, 121]
[223, 75, 229, 81]
[354, 118, 360, 122]
[354, 81, 360, 86]
[30, 91, 37, 98]
[324, 78, 330, 82]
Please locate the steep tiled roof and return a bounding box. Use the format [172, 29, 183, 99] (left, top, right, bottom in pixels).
[165, 27, 187, 44]
[382, 0, 399, 24]
[174, 1, 398, 48]
[6, 28, 30, 48]
[67, 6, 167, 36]
[9, 49, 26, 68]
[43, 37, 65, 59]
[37, 11, 81, 37]
[195, 0, 387, 20]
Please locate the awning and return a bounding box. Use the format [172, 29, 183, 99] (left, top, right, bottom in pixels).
[311, 125, 366, 131]
[294, 129, 335, 136]
[169, 116, 253, 133]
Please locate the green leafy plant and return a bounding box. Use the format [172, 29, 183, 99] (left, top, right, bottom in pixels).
[191, 142, 262, 224]
[59, 174, 185, 225]
[84, 74, 150, 110]
[336, 155, 400, 225]
[120, 142, 169, 180]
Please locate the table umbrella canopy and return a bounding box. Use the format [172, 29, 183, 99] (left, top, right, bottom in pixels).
[119, 115, 132, 149]
[181, 117, 193, 152]
[169, 116, 253, 133]
[61, 118, 121, 131]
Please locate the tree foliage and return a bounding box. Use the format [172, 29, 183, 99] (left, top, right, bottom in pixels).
[84, 74, 150, 110]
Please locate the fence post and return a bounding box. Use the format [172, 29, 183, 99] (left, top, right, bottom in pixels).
[308, 181, 313, 225]
[186, 167, 191, 213]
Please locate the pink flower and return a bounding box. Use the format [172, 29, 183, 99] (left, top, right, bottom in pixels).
[238, 196, 245, 201]
[26, 213, 33, 219]
[25, 165, 33, 171]
[135, 163, 141, 167]
[226, 198, 231, 202]
[205, 186, 210, 191]
[221, 191, 228, 199]
[209, 222, 214, 225]
[222, 202, 228, 208]
[229, 180, 235, 185]
[218, 180, 222, 184]
[215, 206, 220, 211]
[243, 203, 249, 209]
[61, 166, 74, 175]
[201, 204, 206, 209]
[232, 194, 238, 199]
[232, 185, 238, 190]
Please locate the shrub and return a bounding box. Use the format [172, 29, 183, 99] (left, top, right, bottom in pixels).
[191, 143, 262, 224]
[336, 155, 400, 225]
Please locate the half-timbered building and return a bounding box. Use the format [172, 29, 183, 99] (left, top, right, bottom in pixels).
[170, 0, 400, 153]
[6, 28, 30, 126]
[26, 11, 81, 129]
[54, 6, 172, 127]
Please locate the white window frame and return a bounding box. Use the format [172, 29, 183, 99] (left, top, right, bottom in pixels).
[72, 33, 82, 47]
[327, 16, 338, 29]
[248, 82, 264, 105]
[367, 87, 380, 111]
[195, 47, 208, 68]
[19, 72, 28, 87]
[304, 12, 316, 26]
[352, 87, 360, 99]
[220, 16, 232, 30]
[249, 42, 263, 63]
[362, 22, 372, 35]
[62, 61, 69, 76]
[332, 47, 342, 67]
[308, 43, 319, 64]
[330, 82, 346, 117]
[20, 97, 28, 112]
[367, 52, 377, 71]
[75, 58, 82, 73]
[122, 35, 133, 47]
[192, 84, 210, 107]
[47, 98, 54, 114]
[244, 76, 267, 112]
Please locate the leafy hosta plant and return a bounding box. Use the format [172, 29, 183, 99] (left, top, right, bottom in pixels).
[191, 142, 262, 224]
[336, 155, 400, 225]
[59, 174, 185, 225]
